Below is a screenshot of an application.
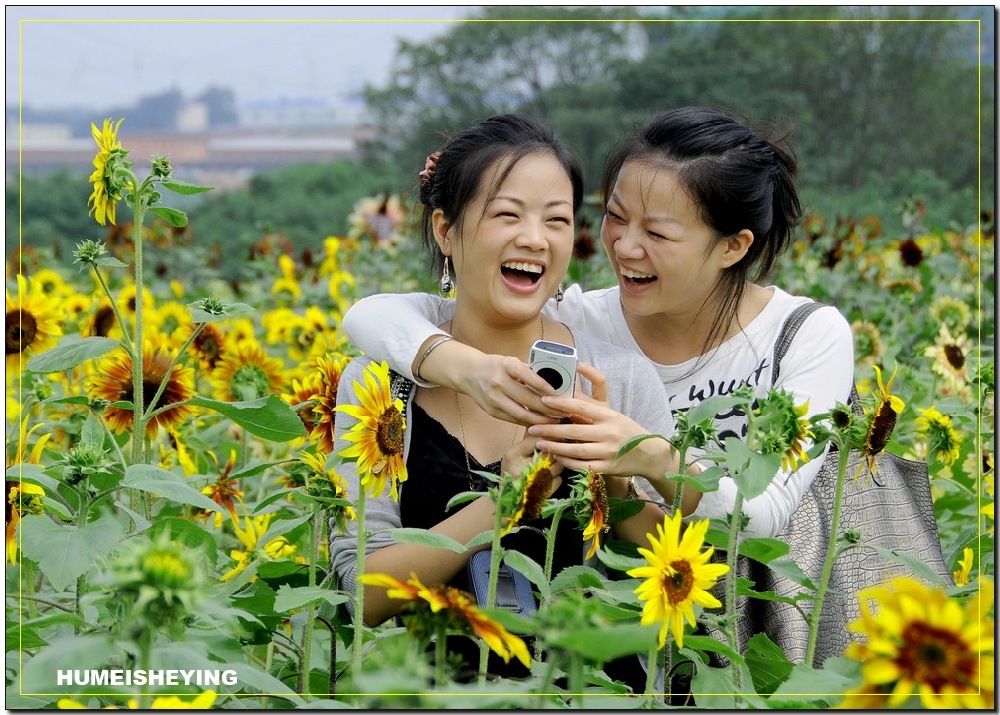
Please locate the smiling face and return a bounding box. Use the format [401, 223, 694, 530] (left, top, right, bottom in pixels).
[601, 161, 745, 323]
[435, 151, 574, 333]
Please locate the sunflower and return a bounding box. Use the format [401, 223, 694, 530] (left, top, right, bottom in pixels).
[116, 283, 155, 322]
[840, 576, 994, 709]
[982, 471, 995, 533]
[336, 359, 407, 500]
[271, 254, 302, 300]
[225, 317, 258, 347]
[198, 449, 245, 528]
[856, 365, 906, 483]
[299, 449, 356, 533]
[851, 320, 885, 369]
[747, 389, 812, 473]
[87, 117, 130, 226]
[149, 300, 194, 344]
[262, 307, 298, 346]
[30, 268, 74, 299]
[83, 300, 120, 339]
[626, 510, 729, 649]
[190, 322, 227, 371]
[210, 340, 286, 402]
[953, 547, 974, 587]
[571, 469, 609, 560]
[58, 691, 217, 710]
[930, 296, 973, 336]
[311, 352, 351, 453]
[360, 572, 531, 667]
[88, 342, 196, 437]
[61, 293, 92, 330]
[915, 406, 963, 467]
[896, 238, 924, 267]
[282, 371, 323, 438]
[220, 513, 298, 583]
[502, 451, 556, 536]
[924, 325, 972, 393]
[5, 419, 50, 564]
[6, 274, 64, 374]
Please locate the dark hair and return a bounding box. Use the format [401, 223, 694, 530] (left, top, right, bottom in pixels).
[418, 113, 584, 280]
[602, 106, 802, 352]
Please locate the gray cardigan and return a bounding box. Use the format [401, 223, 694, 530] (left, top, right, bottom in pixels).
[328, 331, 676, 598]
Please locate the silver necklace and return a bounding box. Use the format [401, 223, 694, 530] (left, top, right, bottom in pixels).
[452, 316, 544, 490]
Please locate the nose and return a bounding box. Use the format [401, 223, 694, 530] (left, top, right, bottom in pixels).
[514, 218, 547, 250]
[612, 222, 646, 260]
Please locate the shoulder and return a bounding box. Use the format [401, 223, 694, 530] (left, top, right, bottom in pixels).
[574, 332, 658, 381]
[766, 288, 851, 341]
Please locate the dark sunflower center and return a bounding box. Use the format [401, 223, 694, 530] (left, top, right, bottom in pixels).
[898, 239, 924, 267]
[94, 306, 116, 337]
[522, 467, 554, 521]
[944, 343, 965, 370]
[897, 621, 975, 690]
[141, 378, 168, 412]
[663, 560, 694, 605]
[5, 309, 37, 355]
[376, 408, 405, 457]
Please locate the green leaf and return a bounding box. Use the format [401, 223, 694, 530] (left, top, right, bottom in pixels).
[188, 302, 255, 323]
[607, 496, 644, 522]
[79, 412, 104, 451]
[40, 395, 92, 407]
[872, 546, 949, 585]
[25, 335, 118, 373]
[273, 584, 350, 613]
[688, 393, 750, 424]
[19, 635, 120, 695]
[19, 515, 124, 592]
[251, 488, 301, 514]
[149, 205, 188, 227]
[745, 632, 794, 695]
[763, 558, 816, 589]
[151, 517, 220, 565]
[769, 661, 854, 703]
[682, 635, 746, 665]
[122, 464, 223, 513]
[549, 622, 658, 661]
[502, 550, 550, 600]
[595, 546, 645, 573]
[738, 537, 790, 564]
[615, 433, 667, 459]
[6, 622, 48, 651]
[95, 255, 129, 268]
[684, 655, 744, 708]
[257, 513, 311, 545]
[732, 451, 782, 500]
[189, 395, 306, 442]
[388, 527, 467, 554]
[675, 465, 726, 493]
[159, 178, 213, 195]
[549, 564, 606, 593]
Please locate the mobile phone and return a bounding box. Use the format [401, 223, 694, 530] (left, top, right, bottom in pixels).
[528, 339, 578, 397]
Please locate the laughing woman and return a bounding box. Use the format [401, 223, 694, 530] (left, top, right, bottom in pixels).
[328, 114, 680, 686]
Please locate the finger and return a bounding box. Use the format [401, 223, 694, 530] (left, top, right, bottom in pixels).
[507, 362, 556, 397]
[539, 395, 614, 421]
[576, 362, 608, 403]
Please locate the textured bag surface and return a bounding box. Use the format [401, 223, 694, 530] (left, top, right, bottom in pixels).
[742, 302, 950, 666]
[465, 550, 538, 616]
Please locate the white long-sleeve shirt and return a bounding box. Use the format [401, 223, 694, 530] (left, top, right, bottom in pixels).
[342, 284, 855, 537]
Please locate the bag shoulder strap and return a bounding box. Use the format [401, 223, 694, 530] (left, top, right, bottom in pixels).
[390, 370, 416, 404]
[771, 300, 825, 384]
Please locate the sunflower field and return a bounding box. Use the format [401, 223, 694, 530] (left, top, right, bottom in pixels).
[4, 121, 994, 709]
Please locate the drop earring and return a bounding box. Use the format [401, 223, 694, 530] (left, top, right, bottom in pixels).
[555, 283, 565, 307]
[440, 255, 454, 295]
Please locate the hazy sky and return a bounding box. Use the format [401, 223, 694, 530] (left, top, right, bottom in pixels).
[6, 6, 474, 111]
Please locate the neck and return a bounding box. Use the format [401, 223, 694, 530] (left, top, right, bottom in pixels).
[448, 304, 545, 360]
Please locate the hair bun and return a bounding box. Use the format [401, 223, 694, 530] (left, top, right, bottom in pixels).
[419, 151, 442, 187]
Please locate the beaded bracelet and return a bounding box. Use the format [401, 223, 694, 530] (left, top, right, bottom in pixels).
[414, 335, 453, 382]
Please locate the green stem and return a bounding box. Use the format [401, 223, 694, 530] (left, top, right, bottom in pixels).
[130, 198, 146, 467]
[352, 489, 367, 690]
[804, 442, 850, 666]
[722, 491, 744, 693]
[569, 652, 585, 708]
[146, 398, 193, 422]
[643, 641, 659, 698]
[300, 504, 320, 696]
[141, 323, 204, 423]
[91, 265, 133, 345]
[478, 502, 506, 680]
[95, 411, 128, 470]
[534, 650, 559, 708]
[434, 619, 448, 687]
[137, 629, 152, 710]
[671, 445, 688, 513]
[543, 503, 566, 585]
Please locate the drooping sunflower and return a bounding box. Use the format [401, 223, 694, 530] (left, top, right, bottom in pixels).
[210, 340, 286, 402]
[336, 359, 407, 500]
[502, 451, 556, 536]
[311, 352, 351, 453]
[6, 274, 64, 374]
[856, 365, 906, 483]
[87, 117, 130, 226]
[747, 389, 812, 473]
[88, 342, 196, 437]
[840, 576, 994, 709]
[571, 469, 609, 560]
[915, 406, 963, 467]
[190, 322, 227, 371]
[360, 572, 531, 667]
[198, 449, 245, 528]
[924, 325, 972, 394]
[627, 510, 729, 649]
[851, 320, 885, 369]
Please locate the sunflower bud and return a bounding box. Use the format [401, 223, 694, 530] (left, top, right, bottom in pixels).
[150, 154, 173, 178]
[72, 239, 108, 268]
[194, 296, 229, 316]
[61, 442, 119, 487]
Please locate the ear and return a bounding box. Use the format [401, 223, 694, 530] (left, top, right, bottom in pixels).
[431, 209, 451, 255]
[719, 229, 754, 269]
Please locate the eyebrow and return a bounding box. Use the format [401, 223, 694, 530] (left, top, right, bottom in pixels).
[493, 195, 572, 208]
[608, 191, 680, 225]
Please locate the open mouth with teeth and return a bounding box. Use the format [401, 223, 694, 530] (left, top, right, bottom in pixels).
[619, 265, 657, 285]
[501, 260, 545, 288]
